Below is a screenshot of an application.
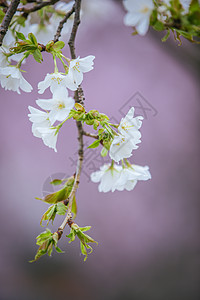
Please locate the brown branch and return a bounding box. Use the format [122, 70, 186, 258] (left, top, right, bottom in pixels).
[53, 4, 75, 43]
[83, 131, 99, 140]
[57, 0, 83, 238]
[0, 0, 20, 46]
[18, 0, 59, 17]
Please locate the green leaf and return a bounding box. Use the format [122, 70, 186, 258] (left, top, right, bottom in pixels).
[30, 230, 63, 262]
[16, 31, 26, 41]
[40, 205, 57, 226]
[52, 41, 65, 51]
[87, 139, 100, 149]
[0, 9, 5, 23]
[153, 20, 165, 31]
[50, 179, 63, 185]
[67, 223, 98, 261]
[33, 49, 43, 63]
[28, 33, 38, 46]
[55, 246, 64, 253]
[80, 242, 88, 261]
[56, 202, 67, 215]
[41, 186, 69, 204]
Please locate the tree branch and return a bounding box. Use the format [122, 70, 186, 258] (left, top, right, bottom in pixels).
[18, 0, 59, 16]
[57, 0, 83, 238]
[83, 131, 99, 140]
[0, 0, 20, 46]
[53, 4, 75, 43]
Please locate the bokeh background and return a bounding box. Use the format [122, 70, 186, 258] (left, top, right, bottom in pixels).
[0, 1, 200, 299]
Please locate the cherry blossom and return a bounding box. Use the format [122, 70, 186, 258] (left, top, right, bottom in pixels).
[123, 0, 154, 36]
[114, 164, 151, 191]
[90, 163, 122, 193]
[0, 66, 33, 94]
[36, 87, 75, 123]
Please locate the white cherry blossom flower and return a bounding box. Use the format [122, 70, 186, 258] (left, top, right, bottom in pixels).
[90, 163, 122, 193]
[38, 72, 70, 94]
[28, 106, 58, 151]
[28, 106, 52, 138]
[114, 164, 151, 191]
[37, 126, 58, 152]
[109, 107, 143, 162]
[119, 107, 143, 135]
[123, 0, 154, 36]
[67, 55, 95, 90]
[109, 134, 140, 163]
[0, 66, 32, 94]
[36, 87, 75, 123]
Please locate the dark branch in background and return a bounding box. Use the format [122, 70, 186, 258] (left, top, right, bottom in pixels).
[0, 0, 20, 46]
[53, 4, 75, 43]
[18, 0, 59, 17]
[57, 0, 84, 238]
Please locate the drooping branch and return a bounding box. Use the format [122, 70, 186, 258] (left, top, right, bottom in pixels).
[57, 0, 83, 238]
[53, 4, 75, 43]
[0, 0, 20, 46]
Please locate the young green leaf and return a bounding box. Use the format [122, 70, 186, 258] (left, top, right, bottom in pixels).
[33, 49, 43, 63]
[88, 139, 100, 149]
[16, 31, 26, 41]
[52, 41, 65, 51]
[30, 230, 63, 262]
[28, 33, 38, 46]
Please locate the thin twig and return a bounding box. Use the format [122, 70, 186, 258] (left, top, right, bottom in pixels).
[53, 4, 75, 43]
[0, 0, 20, 46]
[57, 0, 83, 238]
[83, 131, 99, 139]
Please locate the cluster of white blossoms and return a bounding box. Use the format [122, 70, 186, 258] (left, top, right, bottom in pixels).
[91, 162, 151, 193]
[109, 107, 143, 163]
[91, 107, 151, 192]
[0, 28, 33, 93]
[28, 55, 95, 152]
[123, 0, 194, 36]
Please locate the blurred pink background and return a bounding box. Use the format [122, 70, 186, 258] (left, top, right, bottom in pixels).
[0, 1, 199, 299]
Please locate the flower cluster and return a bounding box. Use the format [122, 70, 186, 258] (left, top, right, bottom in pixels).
[91, 162, 151, 193]
[90, 106, 151, 192]
[122, 0, 195, 36]
[28, 55, 95, 151]
[109, 107, 143, 163]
